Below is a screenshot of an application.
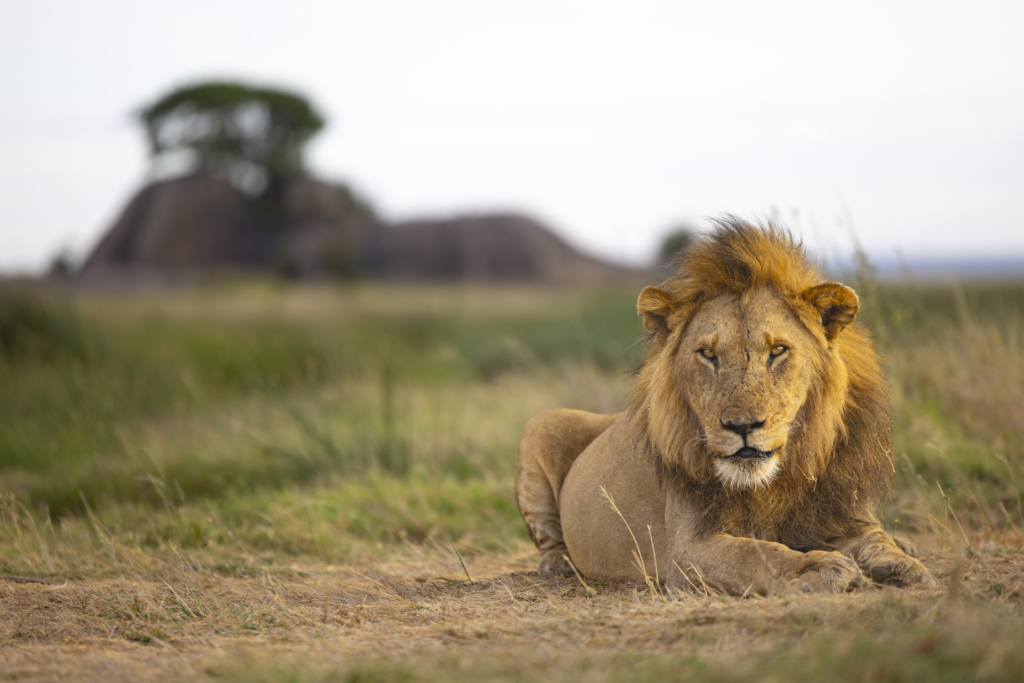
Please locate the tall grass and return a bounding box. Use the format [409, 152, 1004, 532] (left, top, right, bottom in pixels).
[0, 283, 636, 517]
[0, 276, 1022, 580]
[879, 284, 1024, 543]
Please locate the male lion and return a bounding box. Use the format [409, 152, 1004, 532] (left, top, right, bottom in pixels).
[514, 219, 935, 596]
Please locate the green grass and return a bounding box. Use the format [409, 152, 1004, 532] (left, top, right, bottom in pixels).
[0, 283, 639, 517]
[0, 473, 525, 580]
[1, 277, 1023, 574]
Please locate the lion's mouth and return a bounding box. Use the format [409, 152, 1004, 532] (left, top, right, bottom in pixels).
[726, 446, 775, 460]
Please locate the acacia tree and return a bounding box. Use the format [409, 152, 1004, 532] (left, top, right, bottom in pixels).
[139, 81, 325, 196]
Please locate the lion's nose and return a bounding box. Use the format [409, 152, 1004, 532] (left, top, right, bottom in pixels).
[721, 417, 765, 437]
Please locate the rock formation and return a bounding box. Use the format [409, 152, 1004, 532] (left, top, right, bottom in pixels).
[78, 174, 375, 284]
[364, 214, 637, 283]
[79, 175, 643, 286]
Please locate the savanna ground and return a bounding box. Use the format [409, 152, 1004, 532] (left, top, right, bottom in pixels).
[1, 273, 1023, 682]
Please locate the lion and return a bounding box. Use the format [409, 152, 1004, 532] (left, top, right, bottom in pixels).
[514, 218, 936, 596]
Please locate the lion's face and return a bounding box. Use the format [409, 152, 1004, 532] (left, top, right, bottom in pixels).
[677, 287, 818, 489]
[638, 281, 859, 491]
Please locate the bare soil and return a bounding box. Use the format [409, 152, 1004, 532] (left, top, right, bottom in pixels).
[3, 538, 1022, 682]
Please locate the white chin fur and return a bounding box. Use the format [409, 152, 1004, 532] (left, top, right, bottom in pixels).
[714, 455, 781, 491]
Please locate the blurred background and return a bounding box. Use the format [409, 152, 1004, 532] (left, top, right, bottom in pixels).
[2, 0, 1023, 276]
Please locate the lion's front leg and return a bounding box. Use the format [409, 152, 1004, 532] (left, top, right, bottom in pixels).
[669, 533, 865, 597]
[834, 526, 937, 588]
[665, 493, 864, 597]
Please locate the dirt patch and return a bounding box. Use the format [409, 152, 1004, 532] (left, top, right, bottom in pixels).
[2, 542, 1022, 681]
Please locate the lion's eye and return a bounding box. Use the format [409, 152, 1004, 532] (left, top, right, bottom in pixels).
[770, 345, 787, 357]
[700, 349, 717, 360]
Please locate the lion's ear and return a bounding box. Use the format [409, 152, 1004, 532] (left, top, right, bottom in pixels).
[802, 282, 860, 341]
[637, 286, 679, 338]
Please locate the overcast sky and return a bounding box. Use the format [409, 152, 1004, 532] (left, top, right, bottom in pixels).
[1, 0, 1022, 272]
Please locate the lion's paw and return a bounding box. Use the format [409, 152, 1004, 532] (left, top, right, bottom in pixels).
[788, 550, 864, 594]
[538, 551, 576, 579]
[867, 554, 937, 589]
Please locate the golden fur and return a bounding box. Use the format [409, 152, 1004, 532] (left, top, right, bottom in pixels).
[515, 217, 935, 594]
[631, 218, 891, 547]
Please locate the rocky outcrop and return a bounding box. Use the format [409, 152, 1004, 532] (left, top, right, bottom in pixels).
[363, 214, 638, 283]
[79, 174, 377, 283]
[79, 175, 645, 286]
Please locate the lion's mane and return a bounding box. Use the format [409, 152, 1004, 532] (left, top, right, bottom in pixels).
[630, 217, 892, 546]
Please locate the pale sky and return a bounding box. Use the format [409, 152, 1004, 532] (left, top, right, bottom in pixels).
[1, 0, 1022, 272]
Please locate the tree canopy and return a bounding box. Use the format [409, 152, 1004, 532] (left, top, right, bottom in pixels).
[139, 81, 325, 195]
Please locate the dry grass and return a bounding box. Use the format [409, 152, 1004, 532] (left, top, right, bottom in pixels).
[2, 537, 1023, 682]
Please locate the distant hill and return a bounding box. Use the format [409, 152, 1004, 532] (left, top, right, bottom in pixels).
[78, 175, 647, 287]
[363, 214, 642, 283]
